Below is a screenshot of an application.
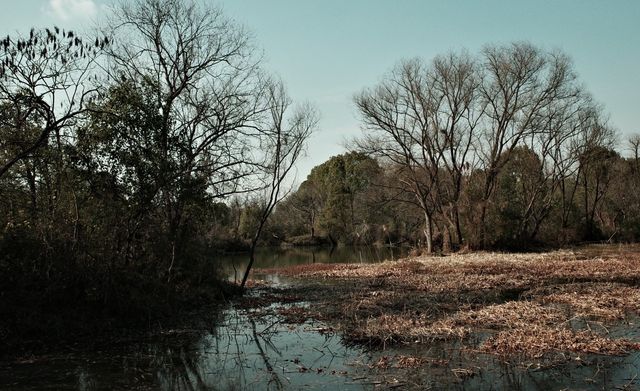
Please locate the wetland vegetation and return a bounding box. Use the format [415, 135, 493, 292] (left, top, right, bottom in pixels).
[1, 0, 640, 389]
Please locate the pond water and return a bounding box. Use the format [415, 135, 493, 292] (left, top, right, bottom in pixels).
[218, 246, 408, 282]
[0, 246, 403, 390]
[1, 306, 371, 390]
[2, 246, 640, 390]
[4, 302, 640, 390]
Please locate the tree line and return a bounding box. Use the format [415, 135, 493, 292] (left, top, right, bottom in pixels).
[271, 44, 639, 252]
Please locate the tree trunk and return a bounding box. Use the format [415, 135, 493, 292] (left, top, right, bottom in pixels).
[241, 238, 259, 288]
[453, 205, 463, 247]
[327, 233, 337, 248]
[423, 211, 433, 254]
[442, 225, 451, 253]
[24, 161, 38, 216]
[478, 201, 488, 249]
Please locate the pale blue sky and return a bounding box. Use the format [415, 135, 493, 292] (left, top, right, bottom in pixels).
[1, 0, 639, 181]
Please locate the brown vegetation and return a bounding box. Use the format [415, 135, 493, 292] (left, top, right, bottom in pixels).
[251, 246, 640, 359]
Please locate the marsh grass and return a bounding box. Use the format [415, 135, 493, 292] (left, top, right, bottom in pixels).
[250, 246, 640, 359]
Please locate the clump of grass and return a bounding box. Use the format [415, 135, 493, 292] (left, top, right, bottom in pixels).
[446, 301, 565, 329]
[481, 327, 640, 358]
[396, 355, 426, 368]
[370, 355, 429, 369]
[277, 306, 314, 323]
[347, 313, 468, 345]
[532, 283, 640, 320]
[339, 300, 566, 346]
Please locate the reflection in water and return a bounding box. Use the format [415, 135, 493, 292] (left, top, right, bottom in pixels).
[0, 306, 368, 390]
[181, 306, 367, 390]
[219, 246, 408, 282]
[3, 245, 640, 390]
[2, 302, 640, 390]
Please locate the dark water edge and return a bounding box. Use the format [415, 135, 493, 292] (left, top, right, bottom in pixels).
[0, 307, 366, 390]
[0, 246, 404, 390]
[2, 246, 640, 390]
[3, 296, 640, 390]
[219, 245, 409, 282]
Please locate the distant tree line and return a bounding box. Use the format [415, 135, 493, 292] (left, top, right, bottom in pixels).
[271, 44, 639, 252]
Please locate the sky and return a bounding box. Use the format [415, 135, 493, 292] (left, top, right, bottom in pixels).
[1, 0, 639, 184]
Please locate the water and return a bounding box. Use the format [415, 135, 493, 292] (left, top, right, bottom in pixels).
[218, 246, 408, 282]
[2, 246, 640, 390]
[0, 246, 404, 390]
[0, 307, 370, 390]
[4, 304, 640, 390]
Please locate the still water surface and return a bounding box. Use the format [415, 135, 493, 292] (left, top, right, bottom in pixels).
[2, 246, 640, 390]
[5, 307, 640, 390]
[220, 246, 407, 282]
[1, 246, 402, 390]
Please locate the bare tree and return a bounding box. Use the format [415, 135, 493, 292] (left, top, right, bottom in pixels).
[355, 59, 442, 253]
[354, 43, 612, 249]
[104, 0, 282, 264]
[425, 51, 482, 247]
[630, 134, 640, 173]
[354, 52, 484, 252]
[507, 86, 598, 241]
[474, 43, 582, 247]
[240, 81, 317, 287]
[576, 116, 618, 240]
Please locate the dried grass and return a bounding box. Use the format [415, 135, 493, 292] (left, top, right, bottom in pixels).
[446, 301, 564, 329]
[482, 327, 640, 358]
[348, 313, 468, 344]
[532, 283, 640, 320]
[370, 355, 430, 369]
[396, 355, 426, 368]
[251, 245, 640, 358]
[277, 306, 313, 323]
